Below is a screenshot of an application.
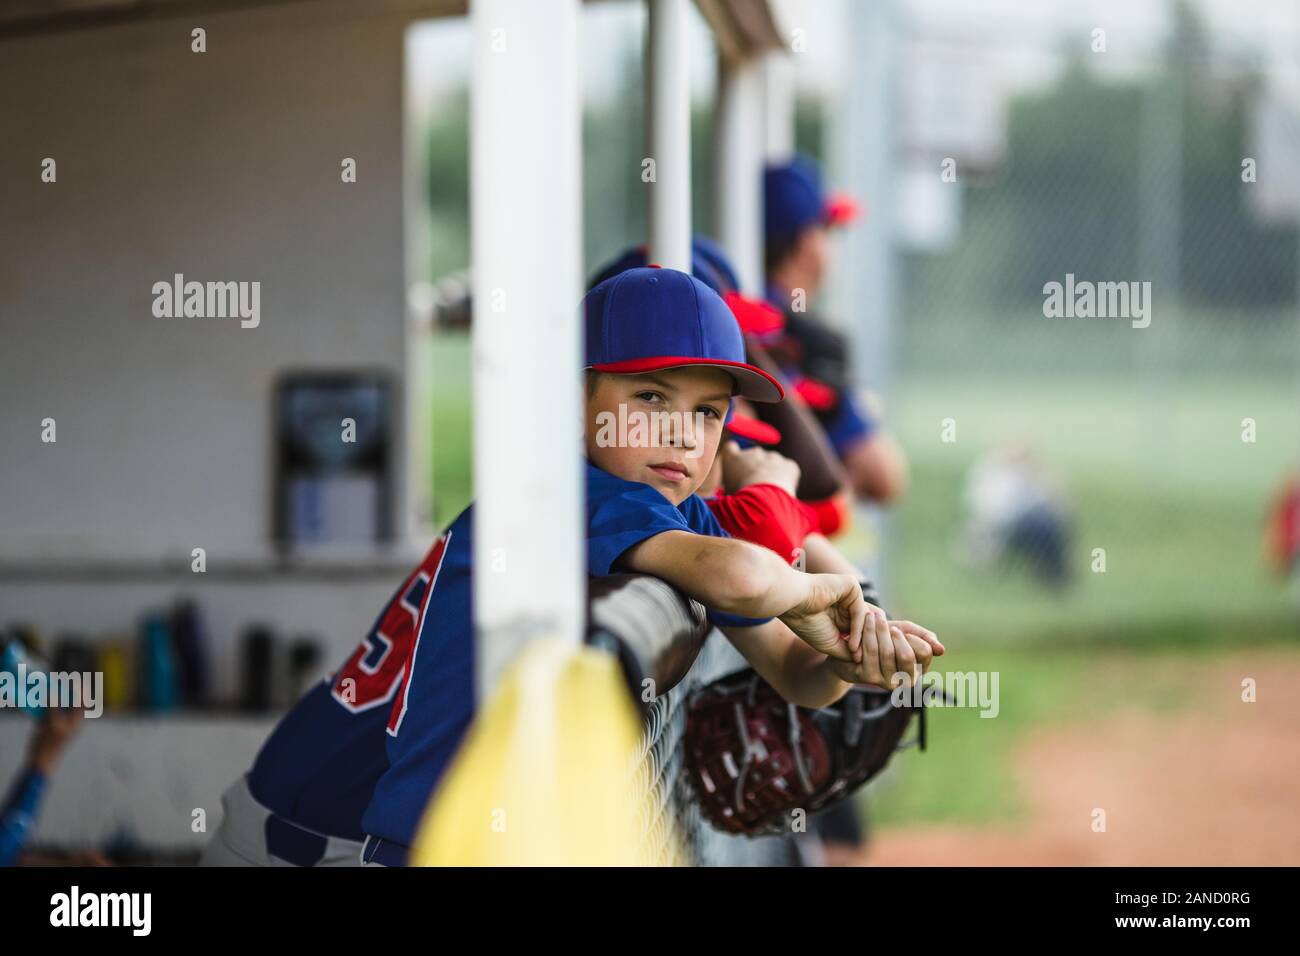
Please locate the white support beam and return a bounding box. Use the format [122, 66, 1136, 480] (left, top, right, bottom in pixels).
[470, 0, 584, 700]
[826, 0, 899, 596]
[828, 0, 897, 391]
[715, 55, 765, 294]
[645, 0, 692, 270]
[761, 50, 794, 162]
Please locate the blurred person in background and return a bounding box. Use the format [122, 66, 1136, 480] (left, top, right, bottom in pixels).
[959, 444, 1074, 592]
[762, 154, 909, 506]
[1266, 471, 1300, 587]
[1, 707, 109, 867]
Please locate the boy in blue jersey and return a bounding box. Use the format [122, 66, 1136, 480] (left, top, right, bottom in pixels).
[358, 266, 938, 866]
[200, 540, 450, 866]
[203, 267, 938, 867]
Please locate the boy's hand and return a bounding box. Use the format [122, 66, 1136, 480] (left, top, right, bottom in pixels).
[28, 707, 84, 775]
[777, 573, 865, 664]
[721, 441, 801, 498]
[830, 620, 944, 690]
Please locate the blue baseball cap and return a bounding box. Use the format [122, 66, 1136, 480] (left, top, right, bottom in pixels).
[587, 237, 736, 296]
[763, 153, 859, 245]
[583, 266, 784, 403]
[590, 241, 787, 340]
[687, 236, 741, 293]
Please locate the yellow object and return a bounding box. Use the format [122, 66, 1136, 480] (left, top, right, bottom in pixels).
[411, 638, 679, 866]
[98, 640, 132, 711]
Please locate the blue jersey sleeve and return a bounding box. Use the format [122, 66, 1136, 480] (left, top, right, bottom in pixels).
[586, 461, 771, 627]
[585, 460, 699, 575]
[0, 766, 46, 867]
[826, 389, 877, 458]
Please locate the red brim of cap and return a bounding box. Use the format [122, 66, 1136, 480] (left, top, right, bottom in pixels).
[725, 414, 782, 446]
[824, 193, 860, 226]
[793, 376, 838, 411]
[590, 356, 785, 403]
[723, 291, 786, 337]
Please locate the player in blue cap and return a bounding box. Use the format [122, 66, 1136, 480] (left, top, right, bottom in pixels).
[587, 239, 851, 509]
[358, 267, 939, 865]
[203, 267, 939, 867]
[763, 153, 909, 506]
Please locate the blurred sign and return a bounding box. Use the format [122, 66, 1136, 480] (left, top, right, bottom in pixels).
[1247, 79, 1300, 225]
[895, 163, 962, 252]
[900, 39, 1007, 174]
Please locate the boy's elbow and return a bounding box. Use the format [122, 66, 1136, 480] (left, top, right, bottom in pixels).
[782, 680, 849, 710]
[850, 457, 907, 504]
[715, 543, 773, 609]
[808, 678, 852, 709]
[846, 436, 910, 504]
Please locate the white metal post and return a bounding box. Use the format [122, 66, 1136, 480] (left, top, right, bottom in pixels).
[761, 50, 794, 162]
[828, 0, 897, 393]
[646, 0, 692, 271]
[715, 55, 764, 294]
[470, 0, 584, 701]
[826, 0, 899, 595]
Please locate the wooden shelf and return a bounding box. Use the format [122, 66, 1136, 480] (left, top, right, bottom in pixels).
[0, 548, 427, 582]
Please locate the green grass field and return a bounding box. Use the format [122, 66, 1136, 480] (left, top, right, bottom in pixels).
[871, 366, 1299, 824]
[419, 327, 1299, 826]
[887, 373, 1300, 643]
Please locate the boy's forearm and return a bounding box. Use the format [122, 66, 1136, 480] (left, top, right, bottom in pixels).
[731, 542, 819, 617]
[621, 531, 812, 618]
[722, 620, 851, 709]
[778, 646, 853, 708]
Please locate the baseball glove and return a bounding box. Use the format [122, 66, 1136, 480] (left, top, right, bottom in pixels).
[683, 668, 927, 837]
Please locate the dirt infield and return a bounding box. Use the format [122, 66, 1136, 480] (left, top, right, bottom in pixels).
[862, 659, 1300, 866]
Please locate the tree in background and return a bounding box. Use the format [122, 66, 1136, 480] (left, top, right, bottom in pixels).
[906, 0, 1298, 319]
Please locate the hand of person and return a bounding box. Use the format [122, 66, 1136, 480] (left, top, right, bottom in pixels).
[777, 572, 865, 664]
[721, 440, 801, 498]
[27, 707, 84, 775]
[829, 620, 944, 690]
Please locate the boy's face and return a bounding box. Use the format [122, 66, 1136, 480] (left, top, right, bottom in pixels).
[584, 366, 733, 505]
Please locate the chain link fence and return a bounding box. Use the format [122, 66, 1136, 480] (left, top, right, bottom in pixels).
[880, 18, 1300, 640]
[633, 633, 796, 866]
